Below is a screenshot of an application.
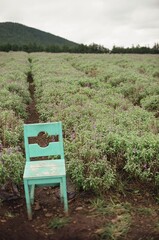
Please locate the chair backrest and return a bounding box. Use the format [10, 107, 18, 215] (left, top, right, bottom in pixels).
[24, 122, 64, 162]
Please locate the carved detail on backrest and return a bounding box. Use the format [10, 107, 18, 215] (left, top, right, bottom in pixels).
[28, 131, 59, 148]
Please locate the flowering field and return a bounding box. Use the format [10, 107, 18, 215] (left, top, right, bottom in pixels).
[1, 52, 159, 240]
[0, 52, 159, 193]
[30, 53, 159, 192]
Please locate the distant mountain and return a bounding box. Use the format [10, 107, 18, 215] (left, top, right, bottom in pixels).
[0, 22, 78, 48]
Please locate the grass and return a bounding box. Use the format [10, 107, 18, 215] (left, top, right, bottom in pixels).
[91, 198, 132, 239]
[99, 213, 131, 240]
[48, 217, 71, 229]
[91, 196, 159, 239]
[5, 211, 15, 218]
[136, 207, 155, 216]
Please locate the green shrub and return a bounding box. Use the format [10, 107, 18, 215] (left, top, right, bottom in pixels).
[7, 82, 30, 104]
[153, 71, 159, 78]
[0, 109, 23, 147]
[141, 95, 159, 112]
[124, 134, 159, 182]
[0, 89, 27, 118]
[67, 158, 116, 192]
[0, 149, 24, 185]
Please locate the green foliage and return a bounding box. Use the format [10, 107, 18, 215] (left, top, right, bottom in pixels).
[30, 53, 159, 192]
[136, 207, 154, 216]
[124, 134, 159, 183]
[0, 89, 28, 118]
[67, 158, 116, 192]
[111, 44, 159, 54]
[0, 52, 30, 119]
[0, 52, 30, 185]
[0, 23, 158, 53]
[0, 108, 24, 147]
[141, 95, 159, 112]
[48, 217, 70, 229]
[67, 159, 85, 189]
[7, 81, 30, 104]
[1, 52, 159, 192]
[153, 71, 159, 78]
[100, 213, 131, 240]
[0, 149, 24, 185]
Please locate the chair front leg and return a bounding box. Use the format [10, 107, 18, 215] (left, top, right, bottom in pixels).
[24, 180, 32, 220]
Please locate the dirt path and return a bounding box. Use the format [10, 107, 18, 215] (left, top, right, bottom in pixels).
[25, 71, 39, 124]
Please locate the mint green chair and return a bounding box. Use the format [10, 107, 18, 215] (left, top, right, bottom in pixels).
[23, 122, 68, 220]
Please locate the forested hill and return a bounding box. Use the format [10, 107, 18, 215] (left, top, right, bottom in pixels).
[0, 22, 78, 47]
[0, 22, 158, 54]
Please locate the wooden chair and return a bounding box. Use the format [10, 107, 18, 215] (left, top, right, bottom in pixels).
[23, 122, 68, 220]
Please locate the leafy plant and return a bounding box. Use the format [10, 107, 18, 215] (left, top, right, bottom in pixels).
[141, 95, 159, 112]
[0, 149, 25, 185]
[0, 109, 23, 147]
[124, 133, 159, 183]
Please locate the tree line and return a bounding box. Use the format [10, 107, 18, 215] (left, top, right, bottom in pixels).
[111, 43, 159, 54]
[0, 42, 158, 54]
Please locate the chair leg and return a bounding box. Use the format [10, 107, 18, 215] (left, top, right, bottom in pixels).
[60, 181, 63, 203]
[30, 184, 35, 205]
[62, 177, 68, 213]
[24, 180, 32, 220]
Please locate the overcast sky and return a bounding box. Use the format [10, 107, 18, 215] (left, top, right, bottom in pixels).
[0, 0, 159, 49]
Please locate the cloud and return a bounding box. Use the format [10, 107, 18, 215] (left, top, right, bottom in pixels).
[0, 0, 158, 48]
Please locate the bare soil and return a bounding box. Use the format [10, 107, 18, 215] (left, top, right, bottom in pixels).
[0, 186, 102, 240]
[1, 185, 159, 240]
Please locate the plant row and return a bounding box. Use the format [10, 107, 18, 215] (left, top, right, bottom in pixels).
[0, 52, 30, 185]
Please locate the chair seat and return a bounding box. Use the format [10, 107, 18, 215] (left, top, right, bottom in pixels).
[23, 159, 66, 179]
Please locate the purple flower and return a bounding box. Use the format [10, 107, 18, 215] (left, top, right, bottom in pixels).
[143, 164, 147, 169]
